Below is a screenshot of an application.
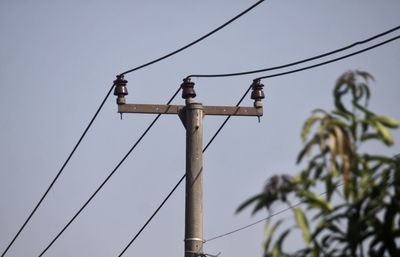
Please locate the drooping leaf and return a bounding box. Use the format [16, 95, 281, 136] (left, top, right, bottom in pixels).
[375, 115, 400, 129]
[263, 220, 283, 253]
[236, 193, 263, 214]
[373, 120, 394, 145]
[294, 208, 311, 245]
[299, 190, 333, 212]
[360, 133, 381, 142]
[328, 132, 337, 161]
[301, 114, 322, 142]
[332, 126, 345, 159]
[272, 228, 291, 256]
[297, 137, 318, 164]
[360, 82, 371, 106]
[355, 70, 374, 84]
[332, 109, 353, 121]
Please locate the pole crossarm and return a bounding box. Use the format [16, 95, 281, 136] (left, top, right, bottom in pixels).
[118, 103, 263, 117]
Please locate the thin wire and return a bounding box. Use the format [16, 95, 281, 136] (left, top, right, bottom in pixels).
[0, 84, 115, 257]
[120, 0, 265, 76]
[255, 35, 400, 80]
[204, 185, 343, 243]
[204, 202, 302, 243]
[118, 84, 254, 256]
[37, 87, 181, 257]
[187, 25, 400, 79]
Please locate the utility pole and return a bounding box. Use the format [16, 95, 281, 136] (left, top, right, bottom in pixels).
[113, 76, 264, 257]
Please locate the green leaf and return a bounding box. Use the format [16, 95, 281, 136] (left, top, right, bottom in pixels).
[294, 208, 311, 245]
[263, 220, 283, 252]
[360, 82, 371, 106]
[272, 228, 291, 256]
[374, 120, 394, 145]
[356, 70, 374, 82]
[360, 133, 380, 142]
[311, 245, 320, 257]
[375, 115, 400, 129]
[299, 190, 333, 212]
[332, 109, 353, 121]
[236, 193, 263, 214]
[301, 114, 322, 142]
[297, 137, 318, 164]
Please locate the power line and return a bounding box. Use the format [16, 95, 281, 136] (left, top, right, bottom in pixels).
[204, 202, 302, 243]
[255, 34, 400, 80]
[0, 84, 115, 257]
[118, 84, 253, 256]
[187, 25, 400, 79]
[120, 0, 265, 76]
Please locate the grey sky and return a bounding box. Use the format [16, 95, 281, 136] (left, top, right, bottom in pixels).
[1, 1, 399, 257]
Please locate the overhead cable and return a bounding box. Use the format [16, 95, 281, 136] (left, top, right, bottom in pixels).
[0, 84, 114, 257]
[187, 25, 400, 79]
[120, 0, 265, 76]
[205, 202, 302, 243]
[255, 34, 400, 80]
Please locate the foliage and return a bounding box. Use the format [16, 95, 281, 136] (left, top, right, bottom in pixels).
[237, 71, 400, 257]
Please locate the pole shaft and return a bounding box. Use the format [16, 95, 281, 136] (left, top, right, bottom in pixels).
[184, 100, 204, 257]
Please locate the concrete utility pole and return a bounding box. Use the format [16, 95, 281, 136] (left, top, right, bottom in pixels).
[113, 76, 264, 257]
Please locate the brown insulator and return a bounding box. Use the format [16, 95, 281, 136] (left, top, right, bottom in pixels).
[113, 75, 128, 105]
[181, 78, 196, 99]
[250, 79, 265, 101]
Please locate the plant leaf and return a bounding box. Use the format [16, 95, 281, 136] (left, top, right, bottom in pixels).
[294, 208, 311, 245]
[301, 114, 322, 142]
[375, 115, 400, 129]
[299, 190, 333, 212]
[374, 120, 394, 145]
[236, 193, 264, 214]
[263, 220, 283, 253]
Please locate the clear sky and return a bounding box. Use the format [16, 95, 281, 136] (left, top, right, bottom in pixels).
[1, 1, 399, 257]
